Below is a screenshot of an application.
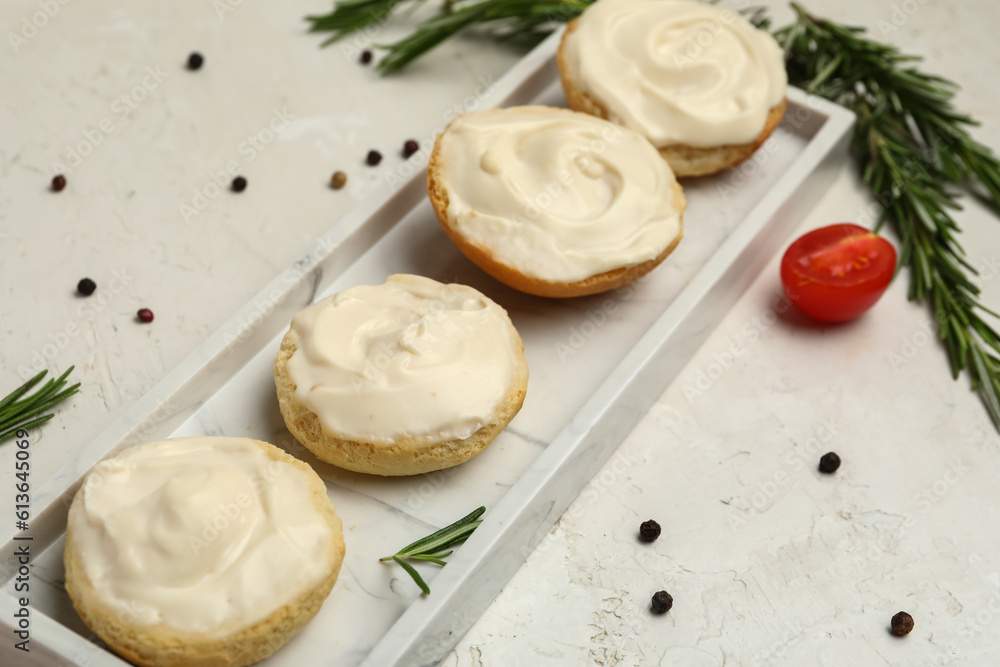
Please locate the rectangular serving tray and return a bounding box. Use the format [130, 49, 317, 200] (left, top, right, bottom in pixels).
[0, 28, 854, 667]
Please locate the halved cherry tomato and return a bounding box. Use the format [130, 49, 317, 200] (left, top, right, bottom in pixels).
[780, 223, 897, 323]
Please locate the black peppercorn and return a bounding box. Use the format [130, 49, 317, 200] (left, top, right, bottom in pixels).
[639, 520, 661, 543]
[651, 591, 673, 614]
[137, 308, 154, 323]
[360, 50, 373, 65]
[77, 278, 96, 296]
[231, 176, 247, 192]
[51, 174, 66, 192]
[891, 611, 914, 636]
[187, 52, 204, 70]
[403, 139, 419, 158]
[366, 150, 382, 166]
[818, 452, 841, 474]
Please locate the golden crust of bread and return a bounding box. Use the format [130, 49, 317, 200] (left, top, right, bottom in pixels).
[557, 18, 788, 179]
[427, 107, 685, 299]
[274, 323, 528, 476]
[64, 439, 345, 667]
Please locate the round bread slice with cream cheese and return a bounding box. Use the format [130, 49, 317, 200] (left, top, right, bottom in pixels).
[64, 436, 345, 667]
[558, 0, 788, 177]
[274, 274, 528, 475]
[428, 106, 685, 298]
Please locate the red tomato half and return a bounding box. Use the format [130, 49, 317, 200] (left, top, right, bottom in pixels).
[780, 224, 897, 323]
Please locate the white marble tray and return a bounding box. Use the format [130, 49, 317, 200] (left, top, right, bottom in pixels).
[0, 29, 853, 667]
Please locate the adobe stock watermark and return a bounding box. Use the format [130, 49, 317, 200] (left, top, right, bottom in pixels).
[16, 268, 134, 380]
[682, 290, 793, 401]
[50, 66, 168, 174]
[670, 4, 744, 70]
[957, 586, 1000, 645]
[912, 458, 968, 513]
[885, 314, 947, 372]
[747, 623, 805, 666]
[57, 397, 180, 514]
[8, 0, 73, 52]
[504, 122, 626, 230]
[716, 135, 780, 201]
[886, 254, 1000, 371]
[726, 417, 842, 530]
[333, 0, 409, 60]
[716, 95, 825, 202]
[877, 0, 931, 37]
[437, 121, 629, 282]
[405, 467, 459, 512]
[217, 224, 377, 352]
[235, 632, 292, 666]
[219, 233, 347, 350]
[187, 492, 254, 556]
[837, 460, 967, 573]
[854, 119, 963, 233]
[384, 75, 498, 191]
[179, 107, 295, 223]
[188, 462, 286, 555]
[213, 0, 247, 20]
[554, 273, 653, 363]
[523, 447, 646, 560]
[60, 599, 141, 667]
[349, 280, 467, 393]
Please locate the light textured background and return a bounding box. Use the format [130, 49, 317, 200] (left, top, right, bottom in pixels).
[2, 0, 1000, 665]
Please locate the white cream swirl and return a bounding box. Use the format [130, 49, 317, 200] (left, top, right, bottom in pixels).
[68, 437, 338, 635]
[287, 274, 520, 444]
[437, 106, 682, 283]
[563, 0, 787, 147]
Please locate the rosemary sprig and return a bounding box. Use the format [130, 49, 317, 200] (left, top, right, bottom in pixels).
[380, 505, 485, 594]
[774, 3, 1000, 426]
[306, 0, 593, 74]
[0, 367, 80, 443]
[306, 0, 431, 47]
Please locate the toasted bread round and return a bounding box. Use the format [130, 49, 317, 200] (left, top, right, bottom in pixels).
[275, 330, 528, 476]
[274, 276, 529, 476]
[427, 106, 685, 298]
[557, 16, 788, 178]
[64, 437, 345, 667]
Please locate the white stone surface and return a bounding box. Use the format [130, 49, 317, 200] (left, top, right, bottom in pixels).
[2, 0, 1000, 665]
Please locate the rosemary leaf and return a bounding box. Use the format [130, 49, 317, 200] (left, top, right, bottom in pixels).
[392, 555, 430, 595]
[0, 369, 47, 413]
[0, 366, 79, 443]
[380, 506, 485, 594]
[410, 553, 450, 566]
[391, 505, 484, 557]
[306, 0, 594, 74]
[0, 414, 55, 444]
